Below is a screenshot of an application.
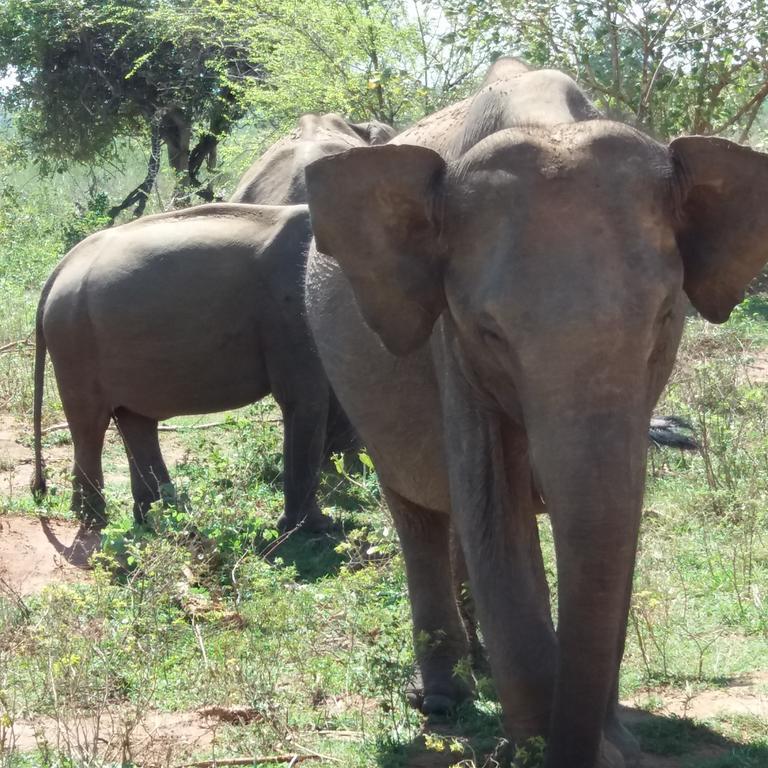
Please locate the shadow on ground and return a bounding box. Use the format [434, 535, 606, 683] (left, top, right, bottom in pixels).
[261, 523, 349, 582]
[39, 516, 100, 568]
[375, 703, 768, 768]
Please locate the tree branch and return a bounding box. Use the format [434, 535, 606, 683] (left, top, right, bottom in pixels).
[107, 119, 161, 221]
[711, 81, 768, 136]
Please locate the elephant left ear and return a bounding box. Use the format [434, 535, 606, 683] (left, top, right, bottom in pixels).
[306, 144, 447, 356]
[671, 136, 768, 323]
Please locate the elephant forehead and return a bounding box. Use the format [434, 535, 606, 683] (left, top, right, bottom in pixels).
[453, 120, 670, 184]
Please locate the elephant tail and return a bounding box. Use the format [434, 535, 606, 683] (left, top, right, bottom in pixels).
[31, 288, 49, 499]
[648, 415, 698, 451]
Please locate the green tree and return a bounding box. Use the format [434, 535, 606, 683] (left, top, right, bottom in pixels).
[0, 0, 262, 216]
[439, 0, 768, 140]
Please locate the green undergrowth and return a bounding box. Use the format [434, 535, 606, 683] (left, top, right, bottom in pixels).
[1, 163, 767, 767]
[2, 310, 768, 766]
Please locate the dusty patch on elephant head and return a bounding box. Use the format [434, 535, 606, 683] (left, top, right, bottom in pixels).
[0, 515, 96, 595]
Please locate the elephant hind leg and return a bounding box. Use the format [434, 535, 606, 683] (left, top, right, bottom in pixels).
[113, 408, 171, 524]
[63, 399, 111, 528]
[275, 394, 332, 532]
[385, 487, 474, 714]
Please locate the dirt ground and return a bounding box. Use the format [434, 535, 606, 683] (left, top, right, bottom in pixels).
[0, 413, 71, 503]
[1, 408, 767, 767]
[0, 514, 97, 594]
[8, 709, 220, 767]
[746, 346, 768, 384]
[0, 412, 190, 504]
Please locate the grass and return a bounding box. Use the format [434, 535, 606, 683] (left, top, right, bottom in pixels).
[0, 153, 767, 767]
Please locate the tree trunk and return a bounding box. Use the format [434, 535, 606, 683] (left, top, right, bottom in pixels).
[107, 119, 161, 221]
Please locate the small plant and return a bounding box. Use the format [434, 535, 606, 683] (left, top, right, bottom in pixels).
[512, 736, 547, 768]
[60, 192, 112, 251]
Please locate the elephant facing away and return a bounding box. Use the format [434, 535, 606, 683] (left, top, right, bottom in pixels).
[305, 59, 768, 768]
[229, 113, 396, 205]
[32, 204, 333, 532]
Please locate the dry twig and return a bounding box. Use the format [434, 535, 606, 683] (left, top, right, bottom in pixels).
[0, 338, 32, 355]
[42, 420, 233, 436]
[175, 755, 321, 768]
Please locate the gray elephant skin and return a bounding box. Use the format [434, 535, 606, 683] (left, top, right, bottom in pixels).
[31, 111, 396, 530]
[304, 58, 768, 767]
[32, 203, 334, 532]
[229, 112, 396, 205]
[228, 111, 397, 467]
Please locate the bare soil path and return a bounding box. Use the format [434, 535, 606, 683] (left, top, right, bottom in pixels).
[0, 514, 96, 594]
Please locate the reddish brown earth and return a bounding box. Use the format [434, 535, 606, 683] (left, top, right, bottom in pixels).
[8, 709, 217, 767]
[0, 515, 96, 595]
[746, 346, 768, 384]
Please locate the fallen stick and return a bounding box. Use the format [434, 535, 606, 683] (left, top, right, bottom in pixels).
[158, 421, 228, 432]
[42, 417, 281, 436]
[175, 755, 320, 768]
[42, 420, 229, 435]
[0, 338, 32, 355]
[314, 729, 363, 741]
[41, 421, 70, 435]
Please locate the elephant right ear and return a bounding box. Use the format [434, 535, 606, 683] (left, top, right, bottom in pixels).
[671, 136, 768, 322]
[306, 144, 447, 356]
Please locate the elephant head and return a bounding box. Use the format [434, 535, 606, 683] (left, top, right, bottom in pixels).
[348, 119, 398, 146]
[230, 113, 397, 205]
[306, 124, 768, 766]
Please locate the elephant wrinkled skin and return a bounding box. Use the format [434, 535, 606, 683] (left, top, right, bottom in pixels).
[32, 204, 333, 532]
[305, 59, 768, 768]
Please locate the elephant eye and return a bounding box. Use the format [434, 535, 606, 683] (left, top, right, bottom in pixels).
[478, 324, 507, 349]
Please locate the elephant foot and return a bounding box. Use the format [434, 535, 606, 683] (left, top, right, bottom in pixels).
[597, 736, 626, 768]
[406, 667, 474, 716]
[73, 495, 108, 531]
[406, 688, 464, 716]
[277, 508, 335, 534]
[605, 716, 642, 767]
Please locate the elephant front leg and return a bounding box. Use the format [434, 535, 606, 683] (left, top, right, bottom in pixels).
[449, 428, 558, 742]
[277, 397, 332, 532]
[384, 487, 473, 714]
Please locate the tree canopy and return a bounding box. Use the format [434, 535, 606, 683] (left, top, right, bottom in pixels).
[1, 0, 767, 216]
[0, 0, 262, 214]
[442, 0, 768, 140]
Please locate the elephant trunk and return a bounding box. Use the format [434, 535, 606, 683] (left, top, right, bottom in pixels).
[528, 404, 648, 768]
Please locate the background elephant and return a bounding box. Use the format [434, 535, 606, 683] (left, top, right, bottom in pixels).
[229, 112, 396, 205]
[304, 58, 768, 768]
[32, 203, 334, 532]
[228, 112, 397, 458]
